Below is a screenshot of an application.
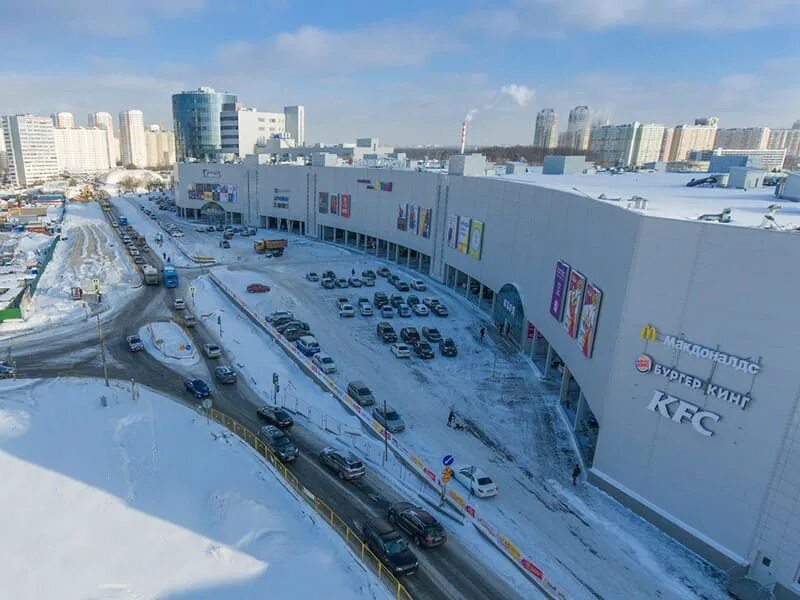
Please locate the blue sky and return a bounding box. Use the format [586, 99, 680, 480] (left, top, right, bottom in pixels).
[1, 0, 799, 146]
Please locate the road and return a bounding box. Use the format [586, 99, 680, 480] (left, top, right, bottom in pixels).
[6, 203, 526, 600]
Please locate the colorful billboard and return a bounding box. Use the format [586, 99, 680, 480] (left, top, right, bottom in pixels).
[419, 208, 431, 238]
[549, 261, 571, 321]
[446, 215, 458, 248]
[578, 283, 602, 357]
[468, 220, 484, 259]
[188, 183, 237, 203]
[340, 194, 351, 218]
[318, 192, 328, 213]
[563, 270, 586, 338]
[457, 216, 471, 253]
[330, 194, 339, 215]
[408, 204, 419, 233]
[396, 204, 407, 230]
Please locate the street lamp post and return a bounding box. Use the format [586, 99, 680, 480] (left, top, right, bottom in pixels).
[95, 313, 109, 387]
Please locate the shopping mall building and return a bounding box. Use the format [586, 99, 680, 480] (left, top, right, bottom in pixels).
[175, 158, 800, 598]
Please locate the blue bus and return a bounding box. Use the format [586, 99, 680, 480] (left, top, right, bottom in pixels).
[162, 265, 179, 288]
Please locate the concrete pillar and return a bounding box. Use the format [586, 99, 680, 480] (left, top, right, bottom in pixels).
[559, 366, 571, 407]
[543, 343, 553, 379]
[395, 244, 400, 262]
[529, 325, 536, 359]
[573, 391, 585, 432]
[417, 252, 422, 271]
[465, 275, 472, 297]
[491, 289, 497, 313]
[479, 284, 485, 308]
[406, 250, 411, 266]
[344, 230, 349, 246]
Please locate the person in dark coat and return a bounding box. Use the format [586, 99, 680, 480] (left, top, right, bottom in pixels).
[480, 326, 485, 342]
[572, 463, 581, 486]
[447, 410, 455, 427]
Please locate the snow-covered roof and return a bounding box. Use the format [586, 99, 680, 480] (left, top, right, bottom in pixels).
[493, 169, 800, 230]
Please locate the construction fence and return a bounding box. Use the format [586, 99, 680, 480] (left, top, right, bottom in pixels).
[207, 407, 413, 600]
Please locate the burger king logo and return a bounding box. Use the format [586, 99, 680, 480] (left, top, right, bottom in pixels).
[635, 354, 653, 373]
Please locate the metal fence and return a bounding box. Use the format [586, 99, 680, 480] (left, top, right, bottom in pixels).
[207, 408, 413, 600]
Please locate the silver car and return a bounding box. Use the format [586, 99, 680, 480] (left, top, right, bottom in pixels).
[319, 447, 366, 480]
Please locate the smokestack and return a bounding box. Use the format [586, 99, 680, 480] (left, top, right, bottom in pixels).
[459, 120, 467, 154]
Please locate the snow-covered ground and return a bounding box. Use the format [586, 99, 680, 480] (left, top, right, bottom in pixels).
[181, 237, 728, 600]
[0, 201, 138, 335]
[0, 377, 390, 600]
[141, 320, 200, 366]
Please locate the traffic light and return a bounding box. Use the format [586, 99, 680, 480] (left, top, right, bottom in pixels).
[272, 373, 279, 385]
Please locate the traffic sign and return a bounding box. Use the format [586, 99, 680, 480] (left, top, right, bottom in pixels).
[441, 466, 453, 483]
[201, 398, 212, 410]
[442, 454, 454, 466]
[189, 286, 196, 294]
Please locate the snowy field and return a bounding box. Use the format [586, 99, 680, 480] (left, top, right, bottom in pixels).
[181, 236, 728, 600]
[0, 377, 390, 600]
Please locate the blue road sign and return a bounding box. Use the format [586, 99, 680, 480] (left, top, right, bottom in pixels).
[442, 454, 454, 466]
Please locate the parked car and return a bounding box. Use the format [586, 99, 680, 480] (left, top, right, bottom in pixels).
[359, 302, 373, 316]
[374, 405, 406, 432]
[452, 465, 498, 498]
[422, 327, 442, 343]
[373, 291, 389, 308]
[390, 342, 411, 359]
[380, 305, 395, 319]
[182, 313, 197, 327]
[214, 365, 237, 384]
[390, 294, 405, 309]
[400, 327, 420, 344]
[173, 298, 186, 310]
[282, 326, 307, 342]
[338, 302, 355, 318]
[219, 240, 231, 249]
[271, 315, 296, 329]
[257, 405, 294, 428]
[267, 310, 294, 323]
[376, 322, 398, 343]
[258, 425, 299, 462]
[397, 303, 411, 317]
[322, 270, 336, 280]
[409, 279, 426, 291]
[432, 304, 449, 317]
[362, 518, 419, 576]
[296, 335, 320, 356]
[336, 297, 351, 310]
[388, 274, 400, 285]
[203, 343, 222, 358]
[335, 278, 349, 288]
[363, 277, 375, 287]
[348, 277, 363, 288]
[184, 378, 211, 399]
[439, 338, 458, 357]
[362, 269, 377, 280]
[312, 352, 337, 374]
[412, 303, 429, 316]
[319, 447, 366, 480]
[395, 281, 410, 292]
[306, 272, 320, 282]
[387, 503, 447, 548]
[247, 283, 270, 293]
[126, 334, 144, 352]
[376, 266, 391, 277]
[412, 339, 435, 359]
[422, 297, 439, 308]
[406, 295, 420, 307]
[0, 361, 16, 378]
[347, 380, 376, 406]
[276, 320, 310, 334]
[321, 277, 335, 289]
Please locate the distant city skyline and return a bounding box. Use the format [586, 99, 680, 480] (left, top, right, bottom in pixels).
[1, 1, 799, 146]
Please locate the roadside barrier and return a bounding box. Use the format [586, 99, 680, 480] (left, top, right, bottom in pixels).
[208, 272, 568, 599]
[207, 407, 413, 600]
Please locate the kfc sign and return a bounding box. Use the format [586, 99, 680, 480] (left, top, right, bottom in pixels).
[646, 390, 720, 437]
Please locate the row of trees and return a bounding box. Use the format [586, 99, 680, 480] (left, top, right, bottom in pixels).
[118, 176, 164, 194]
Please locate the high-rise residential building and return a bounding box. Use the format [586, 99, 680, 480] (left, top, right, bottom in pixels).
[118, 110, 147, 168]
[715, 127, 770, 150]
[0, 122, 7, 176]
[284, 105, 305, 146]
[172, 87, 238, 161]
[631, 123, 666, 166]
[767, 127, 800, 157]
[145, 124, 176, 168]
[533, 109, 558, 149]
[565, 105, 591, 151]
[53, 127, 111, 173]
[588, 122, 639, 166]
[220, 103, 287, 156]
[51, 111, 75, 129]
[1, 114, 59, 186]
[659, 127, 674, 162]
[88, 111, 118, 166]
[668, 119, 719, 161]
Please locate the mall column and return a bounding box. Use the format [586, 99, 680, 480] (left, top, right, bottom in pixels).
[559, 365, 572, 408]
[543, 343, 554, 379]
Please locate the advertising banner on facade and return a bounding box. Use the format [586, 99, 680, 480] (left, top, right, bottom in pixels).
[340, 194, 351, 218]
[189, 183, 237, 203]
[446, 215, 458, 248]
[578, 283, 602, 357]
[396, 204, 407, 230]
[408, 204, 419, 234]
[318, 192, 328, 213]
[419, 207, 431, 238]
[563, 270, 586, 338]
[330, 194, 339, 215]
[457, 216, 471, 253]
[549, 261, 571, 321]
[273, 187, 289, 209]
[468, 220, 484, 259]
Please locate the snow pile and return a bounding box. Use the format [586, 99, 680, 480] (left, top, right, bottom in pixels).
[100, 169, 165, 187]
[0, 378, 389, 600]
[143, 321, 198, 363]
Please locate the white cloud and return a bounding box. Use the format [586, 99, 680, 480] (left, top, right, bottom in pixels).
[500, 84, 535, 107]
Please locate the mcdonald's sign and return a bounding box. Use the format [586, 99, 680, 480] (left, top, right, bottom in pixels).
[640, 324, 658, 342]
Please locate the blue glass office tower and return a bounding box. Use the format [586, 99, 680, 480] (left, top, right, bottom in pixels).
[172, 87, 237, 161]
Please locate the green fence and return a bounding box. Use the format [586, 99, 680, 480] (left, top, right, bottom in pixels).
[28, 237, 59, 296]
[0, 307, 22, 322]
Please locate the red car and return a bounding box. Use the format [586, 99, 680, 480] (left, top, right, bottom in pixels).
[247, 283, 270, 293]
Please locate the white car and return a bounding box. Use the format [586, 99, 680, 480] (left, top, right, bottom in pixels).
[359, 302, 373, 316]
[452, 465, 498, 498]
[412, 303, 429, 316]
[381, 305, 395, 319]
[410, 279, 426, 291]
[312, 352, 337, 374]
[390, 342, 411, 358]
[203, 343, 222, 358]
[172, 230, 184, 238]
[173, 298, 186, 310]
[339, 303, 355, 318]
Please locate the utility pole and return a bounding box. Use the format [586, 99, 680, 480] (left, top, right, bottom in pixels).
[383, 397, 389, 466]
[95, 313, 109, 387]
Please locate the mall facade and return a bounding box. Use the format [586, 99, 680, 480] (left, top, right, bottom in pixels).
[175, 158, 800, 598]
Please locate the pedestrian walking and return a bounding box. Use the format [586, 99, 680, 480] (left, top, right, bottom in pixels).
[447, 410, 455, 427]
[479, 326, 485, 342]
[163, 252, 166, 260]
[351, 267, 356, 276]
[572, 463, 581, 486]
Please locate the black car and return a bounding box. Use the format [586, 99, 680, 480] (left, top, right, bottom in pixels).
[362, 518, 419, 576]
[257, 405, 294, 428]
[322, 270, 336, 280]
[413, 340, 435, 359]
[406, 295, 420, 307]
[395, 281, 410, 292]
[276, 320, 310, 334]
[376, 321, 398, 343]
[439, 338, 458, 357]
[214, 365, 237, 384]
[400, 327, 420, 344]
[421, 327, 442, 343]
[258, 425, 299, 461]
[433, 304, 449, 317]
[388, 274, 400, 285]
[373, 291, 389, 308]
[184, 378, 211, 399]
[388, 503, 447, 548]
[390, 294, 405, 309]
[377, 266, 391, 277]
[282, 327, 307, 342]
[362, 269, 377, 280]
